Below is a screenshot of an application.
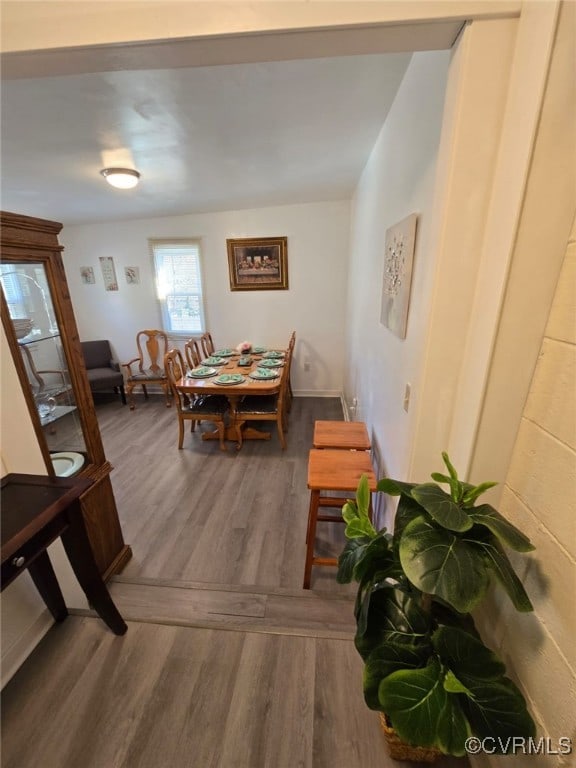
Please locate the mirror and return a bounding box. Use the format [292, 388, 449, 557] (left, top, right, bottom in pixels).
[0, 263, 88, 464]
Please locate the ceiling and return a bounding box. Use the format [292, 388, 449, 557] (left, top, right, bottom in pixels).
[1, 53, 414, 226]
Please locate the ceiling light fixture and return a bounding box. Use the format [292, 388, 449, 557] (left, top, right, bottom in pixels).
[100, 167, 141, 189]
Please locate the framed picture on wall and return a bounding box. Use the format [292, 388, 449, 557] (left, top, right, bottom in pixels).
[99, 256, 118, 292]
[227, 236, 288, 291]
[380, 213, 418, 339]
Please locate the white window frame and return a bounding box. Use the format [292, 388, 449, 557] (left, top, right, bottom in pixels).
[149, 238, 207, 336]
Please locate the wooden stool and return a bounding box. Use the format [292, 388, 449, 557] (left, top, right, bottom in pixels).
[313, 420, 371, 450]
[303, 449, 377, 589]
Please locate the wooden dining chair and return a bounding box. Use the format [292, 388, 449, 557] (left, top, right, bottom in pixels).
[286, 331, 296, 412]
[184, 338, 202, 369]
[164, 349, 229, 451]
[200, 332, 215, 358]
[122, 329, 171, 410]
[234, 353, 289, 450]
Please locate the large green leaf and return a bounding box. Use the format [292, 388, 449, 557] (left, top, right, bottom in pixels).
[337, 538, 370, 584]
[411, 484, 473, 532]
[377, 478, 417, 496]
[476, 536, 534, 612]
[393, 495, 424, 546]
[379, 660, 470, 755]
[363, 640, 430, 709]
[459, 676, 536, 745]
[469, 504, 535, 552]
[432, 626, 506, 680]
[399, 516, 490, 612]
[354, 586, 430, 659]
[352, 532, 396, 584]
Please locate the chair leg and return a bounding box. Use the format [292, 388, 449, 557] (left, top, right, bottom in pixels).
[127, 381, 136, 410]
[235, 423, 243, 451]
[119, 384, 126, 405]
[164, 382, 172, 408]
[142, 384, 149, 400]
[303, 490, 320, 589]
[277, 415, 287, 450]
[177, 417, 185, 449]
[217, 421, 227, 451]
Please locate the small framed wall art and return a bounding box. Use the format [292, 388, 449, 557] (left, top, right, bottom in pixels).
[380, 213, 418, 339]
[124, 266, 140, 285]
[80, 266, 95, 284]
[99, 257, 118, 291]
[227, 236, 288, 291]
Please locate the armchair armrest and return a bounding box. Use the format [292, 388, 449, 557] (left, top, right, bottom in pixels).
[109, 360, 121, 372]
[122, 358, 140, 376]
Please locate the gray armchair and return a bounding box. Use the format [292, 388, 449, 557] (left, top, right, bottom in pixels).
[81, 340, 126, 405]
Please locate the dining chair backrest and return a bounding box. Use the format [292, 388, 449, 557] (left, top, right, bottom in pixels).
[200, 332, 215, 358]
[164, 348, 188, 408]
[134, 329, 169, 374]
[184, 338, 202, 369]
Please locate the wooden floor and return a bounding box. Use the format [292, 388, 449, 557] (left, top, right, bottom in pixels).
[98, 393, 349, 592]
[2, 395, 466, 767]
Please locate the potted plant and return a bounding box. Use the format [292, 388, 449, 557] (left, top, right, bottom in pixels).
[337, 452, 536, 761]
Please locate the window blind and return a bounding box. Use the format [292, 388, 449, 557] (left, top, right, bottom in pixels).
[150, 240, 206, 335]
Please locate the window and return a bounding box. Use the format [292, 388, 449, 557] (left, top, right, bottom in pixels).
[150, 239, 206, 335]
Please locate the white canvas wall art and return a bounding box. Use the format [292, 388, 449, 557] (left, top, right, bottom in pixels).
[380, 213, 418, 339]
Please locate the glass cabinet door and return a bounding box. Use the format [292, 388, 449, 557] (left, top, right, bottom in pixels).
[0, 263, 88, 469]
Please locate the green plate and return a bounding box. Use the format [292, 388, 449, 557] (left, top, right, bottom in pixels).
[258, 358, 284, 368]
[214, 349, 235, 357]
[187, 366, 217, 378]
[249, 368, 279, 380]
[262, 350, 285, 359]
[214, 373, 245, 385]
[201, 356, 227, 366]
[252, 346, 267, 354]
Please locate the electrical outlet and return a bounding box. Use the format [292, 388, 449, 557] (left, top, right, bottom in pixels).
[403, 383, 411, 412]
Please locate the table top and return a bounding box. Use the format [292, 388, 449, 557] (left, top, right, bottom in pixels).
[176, 349, 287, 396]
[1, 473, 93, 561]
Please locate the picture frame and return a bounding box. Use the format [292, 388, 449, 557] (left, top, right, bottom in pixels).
[99, 256, 118, 292]
[227, 236, 288, 291]
[80, 266, 95, 284]
[380, 213, 418, 339]
[124, 266, 140, 285]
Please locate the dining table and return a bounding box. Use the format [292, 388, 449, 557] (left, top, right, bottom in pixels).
[175, 345, 287, 448]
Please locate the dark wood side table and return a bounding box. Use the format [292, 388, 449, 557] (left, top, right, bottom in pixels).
[1, 473, 127, 635]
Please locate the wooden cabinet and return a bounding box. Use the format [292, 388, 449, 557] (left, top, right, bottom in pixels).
[0, 211, 131, 579]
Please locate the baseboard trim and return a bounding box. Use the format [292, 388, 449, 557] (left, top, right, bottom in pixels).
[1, 610, 54, 689]
[293, 390, 342, 398]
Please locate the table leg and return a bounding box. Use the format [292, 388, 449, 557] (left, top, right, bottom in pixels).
[61, 500, 127, 635]
[28, 551, 68, 622]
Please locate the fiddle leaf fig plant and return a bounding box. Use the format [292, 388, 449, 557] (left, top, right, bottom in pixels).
[337, 453, 536, 757]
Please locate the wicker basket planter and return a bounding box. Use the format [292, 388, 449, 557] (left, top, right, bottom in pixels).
[379, 714, 442, 763]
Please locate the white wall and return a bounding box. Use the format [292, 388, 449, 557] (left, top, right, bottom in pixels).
[344, 50, 450, 483]
[473, 213, 576, 768]
[61, 200, 351, 396]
